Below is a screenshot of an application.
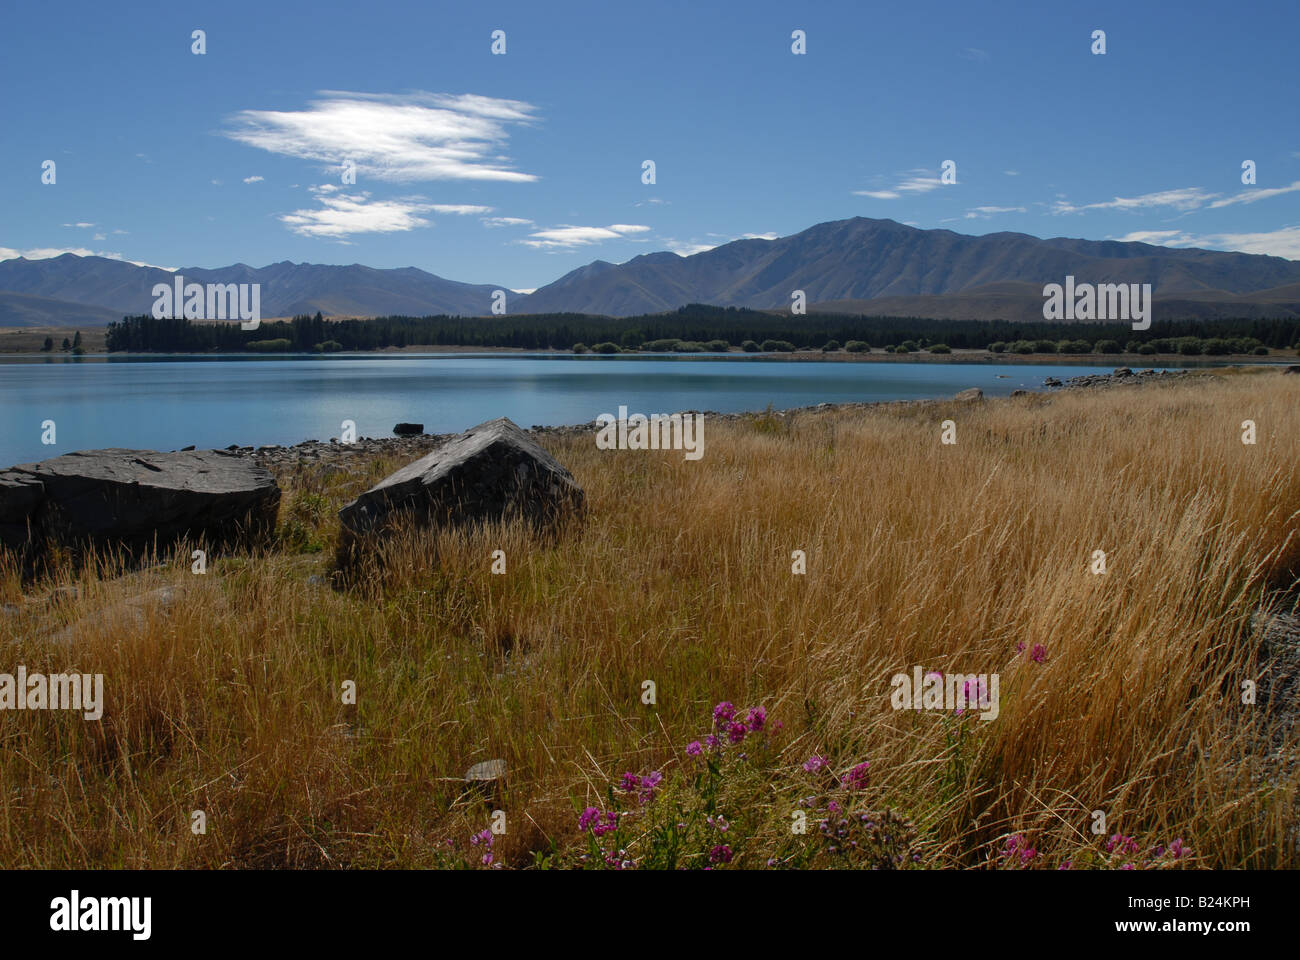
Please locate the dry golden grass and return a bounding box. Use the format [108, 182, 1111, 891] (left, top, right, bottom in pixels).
[1, 370, 1297, 868]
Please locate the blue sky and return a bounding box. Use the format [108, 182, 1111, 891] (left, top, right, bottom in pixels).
[3, 0, 1298, 290]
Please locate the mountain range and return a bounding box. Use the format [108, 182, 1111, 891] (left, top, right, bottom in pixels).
[4, 217, 1300, 327]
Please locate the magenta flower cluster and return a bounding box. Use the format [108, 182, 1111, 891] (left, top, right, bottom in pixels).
[579, 806, 620, 837]
[619, 770, 664, 805]
[1030, 833, 1191, 869]
[840, 761, 871, 791]
[1155, 838, 1188, 860]
[1000, 833, 1037, 865]
[1105, 833, 1139, 856]
[688, 702, 771, 756]
[469, 827, 496, 867]
[1106, 833, 1190, 868]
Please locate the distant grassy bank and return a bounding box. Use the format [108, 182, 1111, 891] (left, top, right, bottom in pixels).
[2, 368, 1297, 869]
[0, 327, 107, 354]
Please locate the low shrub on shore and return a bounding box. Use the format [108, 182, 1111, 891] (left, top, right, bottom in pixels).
[245, 338, 293, 352]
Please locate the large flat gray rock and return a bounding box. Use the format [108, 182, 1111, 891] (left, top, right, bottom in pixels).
[0, 470, 46, 552]
[0, 448, 280, 567]
[338, 418, 583, 563]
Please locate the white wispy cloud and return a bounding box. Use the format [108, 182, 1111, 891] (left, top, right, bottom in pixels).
[1208, 180, 1300, 208]
[1115, 230, 1186, 245]
[1052, 187, 1218, 214]
[854, 168, 947, 199]
[482, 216, 534, 228]
[522, 223, 650, 249]
[243, 175, 265, 183]
[1114, 226, 1300, 260]
[964, 205, 1026, 219]
[662, 232, 777, 256]
[427, 204, 494, 215]
[664, 240, 716, 255]
[279, 186, 490, 239]
[0, 246, 176, 270]
[63, 222, 95, 229]
[0, 246, 99, 260]
[225, 91, 539, 183]
[1054, 182, 1300, 216]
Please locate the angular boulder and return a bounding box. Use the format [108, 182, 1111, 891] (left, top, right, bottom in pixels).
[338, 417, 583, 564]
[0, 449, 280, 568]
[954, 387, 984, 402]
[393, 422, 424, 436]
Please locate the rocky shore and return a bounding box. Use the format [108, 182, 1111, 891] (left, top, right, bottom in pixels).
[240, 366, 1199, 474]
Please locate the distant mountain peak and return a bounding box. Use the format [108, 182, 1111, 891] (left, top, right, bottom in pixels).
[3, 216, 1299, 326]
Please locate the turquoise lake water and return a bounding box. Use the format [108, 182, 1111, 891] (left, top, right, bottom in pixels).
[0, 353, 1248, 466]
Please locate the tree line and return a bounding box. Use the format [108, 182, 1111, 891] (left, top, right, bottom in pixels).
[103, 305, 1300, 354]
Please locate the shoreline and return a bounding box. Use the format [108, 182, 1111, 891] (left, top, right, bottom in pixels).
[0, 346, 1294, 366]
[245, 366, 1211, 473]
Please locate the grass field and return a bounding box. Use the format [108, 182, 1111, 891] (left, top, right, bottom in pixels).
[2, 369, 1297, 869]
[0, 327, 107, 353]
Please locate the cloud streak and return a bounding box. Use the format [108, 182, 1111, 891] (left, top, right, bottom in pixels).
[853, 168, 947, 200]
[279, 186, 491, 239]
[1052, 182, 1300, 215]
[225, 91, 539, 183]
[522, 223, 650, 249]
[0, 246, 175, 270]
[1115, 226, 1300, 260]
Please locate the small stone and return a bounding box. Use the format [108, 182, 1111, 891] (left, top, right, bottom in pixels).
[46, 586, 181, 644]
[465, 759, 506, 783]
[954, 388, 984, 402]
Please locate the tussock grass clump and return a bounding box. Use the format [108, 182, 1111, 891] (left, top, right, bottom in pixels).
[0, 372, 1297, 868]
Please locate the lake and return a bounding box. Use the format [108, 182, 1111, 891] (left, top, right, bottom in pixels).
[0, 353, 1245, 466]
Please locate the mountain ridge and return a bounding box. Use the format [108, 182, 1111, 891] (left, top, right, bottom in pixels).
[4, 217, 1300, 326]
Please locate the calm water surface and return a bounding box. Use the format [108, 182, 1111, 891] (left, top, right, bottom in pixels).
[0, 353, 1242, 465]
